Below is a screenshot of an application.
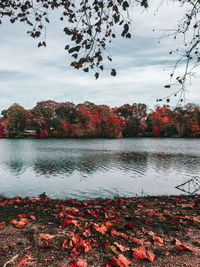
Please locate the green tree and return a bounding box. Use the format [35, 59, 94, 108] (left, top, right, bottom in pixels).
[5, 104, 27, 137]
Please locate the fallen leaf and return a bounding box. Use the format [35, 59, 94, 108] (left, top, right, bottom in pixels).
[172, 238, 182, 245]
[38, 233, 55, 240]
[0, 221, 5, 228]
[8, 243, 17, 247]
[146, 250, 155, 262]
[10, 219, 26, 229]
[61, 220, 78, 227]
[29, 215, 36, 221]
[153, 235, 164, 246]
[133, 246, 147, 261]
[132, 237, 145, 245]
[16, 254, 33, 266]
[111, 253, 131, 267]
[181, 244, 194, 252]
[114, 242, 130, 252]
[42, 241, 51, 248]
[61, 239, 68, 250]
[70, 258, 87, 267]
[93, 223, 107, 234]
[125, 221, 134, 230]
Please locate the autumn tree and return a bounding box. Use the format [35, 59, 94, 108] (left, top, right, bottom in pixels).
[2, 104, 27, 137]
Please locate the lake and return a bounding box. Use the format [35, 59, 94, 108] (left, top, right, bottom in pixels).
[0, 138, 200, 199]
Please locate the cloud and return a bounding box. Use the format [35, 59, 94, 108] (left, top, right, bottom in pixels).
[0, 1, 199, 113]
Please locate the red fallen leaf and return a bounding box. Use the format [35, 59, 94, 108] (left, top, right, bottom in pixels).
[61, 239, 68, 250]
[133, 246, 147, 260]
[38, 233, 55, 240]
[61, 220, 78, 227]
[105, 221, 113, 228]
[65, 207, 79, 214]
[70, 258, 87, 267]
[111, 229, 128, 239]
[10, 219, 26, 229]
[114, 242, 130, 252]
[42, 241, 51, 248]
[9, 243, 17, 247]
[105, 240, 111, 247]
[172, 238, 182, 245]
[153, 235, 164, 246]
[174, 197, 185, 204]
[165, 251, 170, 256]
[126, 221, 134, 230]
[176, 243, 194, 253]
[146, 250, 155, 262]
[16, 254, 33, 266]
[17, 214, 26, 219]
[147, 230, 155, 236]
[180, 203, 195, 209]
[177, 245, 185, 252]
[29, 215, 36, 221]
[143, 209, 155, 216]
[105, 263, 112, 267]
[0, 221, 5, 229]
[111, 254, 131, 267]
[132, 237, 145, 245]
[20, 218, 29, 223]
[93, 223, 107, 234]
[145, 218, 154, 224]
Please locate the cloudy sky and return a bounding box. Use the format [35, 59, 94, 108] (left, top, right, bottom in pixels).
[0, 0, 199, 112]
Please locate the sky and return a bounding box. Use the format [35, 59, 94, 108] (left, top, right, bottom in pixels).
[0, 0, 200, 112]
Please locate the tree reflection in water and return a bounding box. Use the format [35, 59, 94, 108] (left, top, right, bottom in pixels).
[175, 176, 200, 194]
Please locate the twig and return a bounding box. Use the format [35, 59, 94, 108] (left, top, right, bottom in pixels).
[3, 254, 19, 267]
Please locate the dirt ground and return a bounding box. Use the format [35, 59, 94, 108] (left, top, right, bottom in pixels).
[0, 194, 200, 266]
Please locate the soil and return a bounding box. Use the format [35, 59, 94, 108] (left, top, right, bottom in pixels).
[0, 194, 200, 267]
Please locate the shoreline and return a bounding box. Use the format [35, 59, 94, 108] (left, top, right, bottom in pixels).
[1, 194, 200, 266]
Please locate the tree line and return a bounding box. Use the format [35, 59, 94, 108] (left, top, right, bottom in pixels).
[0, 101, 200, 138]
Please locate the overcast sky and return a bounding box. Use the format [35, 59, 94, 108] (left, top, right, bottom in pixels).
[0, 1, 199, 112]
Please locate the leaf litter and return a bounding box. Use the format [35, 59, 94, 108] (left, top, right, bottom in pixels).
[0, 194, 200, 266]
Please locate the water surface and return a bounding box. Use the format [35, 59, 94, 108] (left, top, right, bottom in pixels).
[0, 138, 200, 199]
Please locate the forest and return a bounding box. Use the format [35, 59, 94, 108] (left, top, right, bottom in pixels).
[0, 101, 200, 139]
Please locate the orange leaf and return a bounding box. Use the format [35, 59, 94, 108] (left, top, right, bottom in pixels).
[172, 238, 182, 245]
[70, 258, 87, 267]
[42, 241, 51, 247]
[29, 215, 36, 221]
[9, 243, 17, 247]
[146, 250, 155, 262]
[114, 242, 130, 252]
[61, 239, 68, 250]
[111, 254, 131, 267]
[132, 237, 145, 245]
[153, 235, 164, 246]
[181, 244, 194, 252]
[38, 233, 55, 240]
[93, 223, 107, 234]
[133, 246, 147, 261]
[16, 254, 33, 266]
[16, 221, 26, 228]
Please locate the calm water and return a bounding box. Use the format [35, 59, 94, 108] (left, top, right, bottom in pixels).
[0, 138, 200, 199]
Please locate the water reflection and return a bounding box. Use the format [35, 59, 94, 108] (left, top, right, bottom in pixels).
[7, 160, 24, 175]
[1, 138, 200, 198]
[175, 176, 200, 194]
[33, 152, 148, 177]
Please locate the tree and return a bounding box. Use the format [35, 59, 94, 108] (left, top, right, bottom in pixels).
[1, 0, 199, 98]
[3, 103, 27, 137]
